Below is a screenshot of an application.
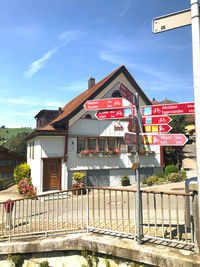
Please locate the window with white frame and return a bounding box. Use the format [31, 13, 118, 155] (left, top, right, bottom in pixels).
[108, 138, 116, 151]
[99, 138, 107, 152]
[78, 138, 87, 152]
[88, 138, 97, 151]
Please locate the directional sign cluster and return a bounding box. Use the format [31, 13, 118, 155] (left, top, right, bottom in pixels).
[84, 82, 191, 146]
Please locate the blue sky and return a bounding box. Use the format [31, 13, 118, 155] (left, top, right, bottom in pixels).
[0, 0, 193, 128]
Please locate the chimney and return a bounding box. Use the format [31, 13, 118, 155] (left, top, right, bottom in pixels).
[88, 77, 95, 89]
[58, 107, 63, 115]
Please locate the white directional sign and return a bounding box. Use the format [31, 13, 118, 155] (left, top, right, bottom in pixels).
[152, 8, 191, 33]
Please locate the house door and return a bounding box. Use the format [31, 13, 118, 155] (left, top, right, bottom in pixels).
[43, 159, 61, 191]
[87, 170, 109, 187]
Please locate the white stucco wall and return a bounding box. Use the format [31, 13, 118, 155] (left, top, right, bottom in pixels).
[27, 138, 42, 194]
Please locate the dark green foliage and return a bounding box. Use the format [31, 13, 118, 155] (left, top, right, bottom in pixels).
[6, 132, 29, 157]
[40, 261, 49, 267]
[10, 254, 24, 267]
[165, 165, 178, 176]
[154, 171, 165, 178]
[163, 115, 187, 168]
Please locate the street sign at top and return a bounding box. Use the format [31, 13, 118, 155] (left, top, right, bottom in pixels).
[84, 98, 132, 111]
[119, 82, 137, 105]
[152, 8, 191, 34]
[142, 102, 194, 117]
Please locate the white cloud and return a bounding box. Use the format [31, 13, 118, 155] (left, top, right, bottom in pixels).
[119, 0, 132, 17]
[23, 46, 59, 78]
[59, 81, 87, 92]
[24, 30, 84, 78]
[45, 101, 65, 108]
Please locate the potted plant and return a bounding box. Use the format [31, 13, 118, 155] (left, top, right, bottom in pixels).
[72, 172, 86, 195]
[121, 174, 130, 186]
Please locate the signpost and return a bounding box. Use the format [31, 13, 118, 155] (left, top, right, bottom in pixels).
[143, 134, 188, 146]
[84, 98, 132, 111]
[124, 132, 137, 145]
[142, 116, 171, 125]
[153, 0, 200, 230]
[142, 102, 194, 116]
[152, 8, 191, 33]
[143, 124, 172, 133]
[95, 108, 134, 120]
[119, 82, 137, 105]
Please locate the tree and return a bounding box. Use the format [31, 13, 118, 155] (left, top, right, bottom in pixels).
[163, 115, 187, 169]
[5, 132, 29, 157]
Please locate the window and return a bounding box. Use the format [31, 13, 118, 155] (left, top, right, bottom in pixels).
[108, 139, 116, 151]
[29, 143, 31, 158]
[78, 138, 87, 152]
[85, 114, 92, 119]
[32, 142, 34, 159]
[99, 139, 107, 152]
[88, 138, 97, 151]
[112, 90, 122, 98]
[118, 138, 127, 152]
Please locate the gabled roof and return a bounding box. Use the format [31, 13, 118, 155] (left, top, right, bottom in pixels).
[25, 65, 151, 140]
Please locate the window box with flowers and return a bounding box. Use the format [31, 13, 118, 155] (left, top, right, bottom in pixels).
[72, 172, 86, 195]
[139, 150, 155, 156]
[79, 149, 120, 158]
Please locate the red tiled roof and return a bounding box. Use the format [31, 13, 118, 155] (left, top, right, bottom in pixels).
[26, 65, 151, 140]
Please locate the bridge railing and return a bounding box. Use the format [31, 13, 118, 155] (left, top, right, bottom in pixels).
[0, 187, 195, 246]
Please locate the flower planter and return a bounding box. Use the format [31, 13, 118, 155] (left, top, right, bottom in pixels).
[121, 180, 130, 186]
[72, 188, 86, 195]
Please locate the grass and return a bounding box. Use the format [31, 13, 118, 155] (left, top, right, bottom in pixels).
[0, 127, 32, 145]
[157, 177, 166, 183]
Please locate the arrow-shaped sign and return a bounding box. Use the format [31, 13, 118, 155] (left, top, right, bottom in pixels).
[142, 116, 171, 125]
[84, 98, 132, 111]
[142, 102, 194, 116]
[95, 108, 134, 120]
[143, 124, 172, 133]
[143, 134, 188, 146]
[119, 82, 137, 105]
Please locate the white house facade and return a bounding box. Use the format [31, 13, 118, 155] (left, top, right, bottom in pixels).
[26, 66, 163, 194]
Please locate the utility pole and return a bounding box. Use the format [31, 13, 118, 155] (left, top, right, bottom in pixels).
[191, 0, 200, 224]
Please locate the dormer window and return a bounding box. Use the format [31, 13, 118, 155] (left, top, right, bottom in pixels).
[85, 114, 92, 119]
[112, 90, 122, 98]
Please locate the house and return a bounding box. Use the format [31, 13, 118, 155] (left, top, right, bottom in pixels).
[26, 65, 163, 194]
[0, 145, 25, 179]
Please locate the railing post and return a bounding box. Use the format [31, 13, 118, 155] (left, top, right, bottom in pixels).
[87, 188, 89, 232]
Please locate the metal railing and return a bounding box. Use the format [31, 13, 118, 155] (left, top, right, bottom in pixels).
[0, 187, 195, 246]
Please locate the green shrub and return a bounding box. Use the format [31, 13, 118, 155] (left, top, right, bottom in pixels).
[40, 261, 49, 267]
[14, 163, 31, 184]
[121, 174, 130, 181]
[165, 165, 178, 176]
[154, 171, 165, 178]
[167, 172, 184, 183]
[179, 170, 187, 180]
[10, 254, 24, 267]
[146, 175, 158, 186]
[142, 178, 147, 184]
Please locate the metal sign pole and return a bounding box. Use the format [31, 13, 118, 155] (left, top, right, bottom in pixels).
[136, 93, 142, 244]
[191, 0, 200, 223]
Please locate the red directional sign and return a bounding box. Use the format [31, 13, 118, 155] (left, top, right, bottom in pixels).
[119, 82, 137, 105]
[142, 116, 172, 125]
[143, 134, 188, 146]
[124, 133, 137, 145]
[143, 124, 172, 133]
[142, 102, 194, 116]
[95, 108, 134, 120]
[84, 98, 132, 111]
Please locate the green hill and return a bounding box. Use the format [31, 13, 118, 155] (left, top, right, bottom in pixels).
[0, 127, 33, 145]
